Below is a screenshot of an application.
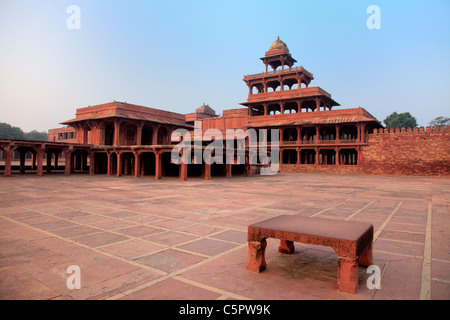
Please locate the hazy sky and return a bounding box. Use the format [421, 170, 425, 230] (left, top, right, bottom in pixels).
[1, 0, 449, 132]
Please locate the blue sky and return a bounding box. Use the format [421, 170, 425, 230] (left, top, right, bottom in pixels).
[1, 0, 449, 132]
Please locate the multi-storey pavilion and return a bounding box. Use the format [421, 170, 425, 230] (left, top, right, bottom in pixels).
[239, 37, 382, 166]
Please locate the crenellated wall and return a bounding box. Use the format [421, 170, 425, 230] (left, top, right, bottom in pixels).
[360, 125, 450, 176]
[279, 126, 450, 176]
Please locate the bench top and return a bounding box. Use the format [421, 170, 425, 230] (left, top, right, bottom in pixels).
[248, 215, 373, 242]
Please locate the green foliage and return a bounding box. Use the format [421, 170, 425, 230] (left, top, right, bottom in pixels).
[383, 112, 418, 129]
[0, 122, 48, 141]
[428, 116, 450, 128]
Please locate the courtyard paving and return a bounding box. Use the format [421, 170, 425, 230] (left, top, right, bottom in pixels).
[0, 172, 449, 300]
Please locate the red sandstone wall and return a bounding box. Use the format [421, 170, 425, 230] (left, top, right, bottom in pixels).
[279, 126, 450, 176]
[360, 126, 450, 176]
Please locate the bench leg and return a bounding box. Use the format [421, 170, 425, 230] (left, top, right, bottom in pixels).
[337, 257, 359, 294]
[278, 240, 295, 254]
[359, 243, 373, 267]
[246, 239, 267, 273]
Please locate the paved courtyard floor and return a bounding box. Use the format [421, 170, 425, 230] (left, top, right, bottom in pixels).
[0, 172, 449, 300]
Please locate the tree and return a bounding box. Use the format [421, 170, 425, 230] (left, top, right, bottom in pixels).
[429, 116, 450, 128]
[383, 112, 417, 129]
[0, 122, 48, 141]
[24, 130, 48, 141]
[0, 122, 25, 140]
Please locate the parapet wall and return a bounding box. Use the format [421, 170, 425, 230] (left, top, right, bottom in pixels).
[360, 125, 450, 176]
[279, 126, 450, 176]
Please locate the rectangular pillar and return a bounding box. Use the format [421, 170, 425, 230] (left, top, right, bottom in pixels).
[4, 149, 12, 176]
[116, 152, 122, 176]
[89, 152, 95, 175]
[134, 152, 140, 178]
[64, 151, 72, 175]
[204, 163, 211, 180]
[36, 150, 44, 176]
[46, 152, 52, 173]
[180, 161, 187, 181]
[19, 150, 25, 174]
[155, 152, 162, 179]
[226, 163, 232, 178]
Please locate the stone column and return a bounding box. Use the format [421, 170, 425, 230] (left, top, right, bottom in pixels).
[315, 97, 321, 112]
[136, 122, 143, 146]
[64, 150, 72, 175]
[19, 150, 25, 174]
[46, 151, 52, 173]
[106, 152, 112, 176]
[152, 125, 160, 145]
[113, 119, 122, 146]
[116, 152, 122, 176]
[4, 148, 12, 176]
[180, 161, 187, 181]
[89, 152, 95, 175]
[36, 149, 44, 176]
[134, 151, 140, 178]
[225, 163, 232, 178]
[155, 152, 162, 180]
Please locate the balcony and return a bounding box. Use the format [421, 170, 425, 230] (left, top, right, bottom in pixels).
[246, 87, 331, 103]
[243, 66, 313, 80]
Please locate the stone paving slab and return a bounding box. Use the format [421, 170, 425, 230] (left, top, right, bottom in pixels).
[0, 173, 449, 300]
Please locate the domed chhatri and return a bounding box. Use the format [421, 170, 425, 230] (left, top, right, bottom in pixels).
[269, 36, 289, 52]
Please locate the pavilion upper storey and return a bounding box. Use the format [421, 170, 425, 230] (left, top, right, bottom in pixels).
[242, 37, 339, 115]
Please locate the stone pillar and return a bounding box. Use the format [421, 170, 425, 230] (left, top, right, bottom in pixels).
[315, 98, 321, 112]
[113, 119, 121, 146]
[226, 163, 232, 178]
[46, 152, 52, 173]
[116, 152, 122, 176]
[54, 152, 59, 170]
[36, 149, 44, 176]
[155, 152, 162, 180]
[204, 162, 211, 180]
[4, 148, 12, 176]
[180, 161, 187, 181]
[64, 150, 72, 175]
[315, 147, 319, 165]
[246, 155, 252, 177]
[134, 151, 140, 178]
[336, 125, 340, 143]
[264, 104, 268, 116]
[136, 122, 143, 146]
[152, 125, 160, 145]
[32, 152, 36, 170]
[89, 152, 95, 175]
[19, 150, 25, 174]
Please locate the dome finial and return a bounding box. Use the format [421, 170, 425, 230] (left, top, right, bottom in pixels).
[269, 36, 288, 52]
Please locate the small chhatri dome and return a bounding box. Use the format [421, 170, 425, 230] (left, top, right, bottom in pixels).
[269, 36, 289, 52]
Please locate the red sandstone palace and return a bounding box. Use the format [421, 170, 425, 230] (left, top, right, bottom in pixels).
[1, 38, 449, 177]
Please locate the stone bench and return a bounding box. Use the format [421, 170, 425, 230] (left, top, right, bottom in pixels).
[246, 215, 374, 294]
